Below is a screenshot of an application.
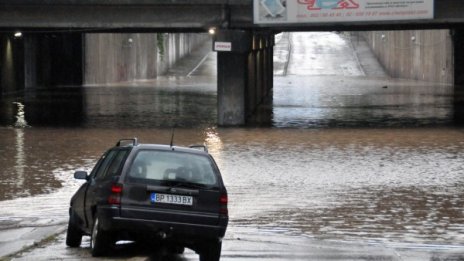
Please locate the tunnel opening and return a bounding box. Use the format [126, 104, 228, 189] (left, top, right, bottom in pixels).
[0, 28, 462, 129]
[269, 30, 457, 128]
[0, 32, 217, 128]
[80, 32, 217, 129]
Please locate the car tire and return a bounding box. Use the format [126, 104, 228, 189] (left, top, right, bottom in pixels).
[90, 216, 111, 257]
[199, 240, 222, 261]
[65, 212, 82, 247]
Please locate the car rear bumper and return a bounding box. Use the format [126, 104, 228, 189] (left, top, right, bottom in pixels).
[97, 206, 228, 241]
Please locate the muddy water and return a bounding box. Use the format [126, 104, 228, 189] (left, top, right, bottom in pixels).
[1, 32, 464, 249]
[274, 76, 455, 128]
[1, 126, 464, 247]
[221, 128, 464, 244]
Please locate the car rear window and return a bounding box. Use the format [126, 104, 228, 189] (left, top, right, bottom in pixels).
[127, 150, 218, 186]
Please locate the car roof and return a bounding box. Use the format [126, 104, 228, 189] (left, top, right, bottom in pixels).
[138, 144, 208, 154]
[115, 143, 209, 156]
[113, 138, 209, 155]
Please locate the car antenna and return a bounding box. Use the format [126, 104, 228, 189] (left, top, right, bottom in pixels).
[170, 126, 175, 148]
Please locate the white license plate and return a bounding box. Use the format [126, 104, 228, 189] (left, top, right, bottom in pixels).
[150, 193, 193, 206]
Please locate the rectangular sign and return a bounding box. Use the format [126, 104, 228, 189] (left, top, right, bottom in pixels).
[214, 41, 232, 52]
[254, 0, 434, 24]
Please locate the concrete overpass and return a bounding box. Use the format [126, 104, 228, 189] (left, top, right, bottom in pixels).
[2, 0, 464, 126]
[1, 0, 464, 31]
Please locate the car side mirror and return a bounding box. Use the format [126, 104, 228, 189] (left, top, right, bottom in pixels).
[74, 171, 88, 180]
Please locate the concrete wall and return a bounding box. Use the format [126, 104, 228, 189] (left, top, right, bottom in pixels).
[157, 33, 208, 75]
[84, 33, 209, 85]
[359, 30, 453, 84]
[0, 35, 24, 96]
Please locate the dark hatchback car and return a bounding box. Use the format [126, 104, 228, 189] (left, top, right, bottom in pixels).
[66, 139, 228, 260]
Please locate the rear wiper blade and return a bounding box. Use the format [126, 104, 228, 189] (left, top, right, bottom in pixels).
[170, 181, 209, 189]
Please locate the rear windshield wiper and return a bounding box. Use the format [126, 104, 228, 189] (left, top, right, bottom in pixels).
[164, 180, 211, 189]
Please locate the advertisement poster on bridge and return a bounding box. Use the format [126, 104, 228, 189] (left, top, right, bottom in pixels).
[254, 0, 434, 24]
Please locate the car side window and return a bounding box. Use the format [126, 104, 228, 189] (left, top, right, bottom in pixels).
[93, 150, 117, 180]
[101, 150, 129, 180]
[89, 153, 107, 178]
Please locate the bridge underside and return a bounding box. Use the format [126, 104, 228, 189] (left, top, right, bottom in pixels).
[0, 0, 464, 32]
[2, 0, 464, 126]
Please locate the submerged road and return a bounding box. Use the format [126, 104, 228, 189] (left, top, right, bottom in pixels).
[2, 33, 464, 260]
[10, 226, 464, 260]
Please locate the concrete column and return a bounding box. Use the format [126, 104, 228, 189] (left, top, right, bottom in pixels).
[262, 36, 270, 101]
[256, 36, 264, 109]
[247, 32, 274, 124]
[265, 34, 274, 97]
[246, 49, 257, 118]
[217, 51, 248, 125]
[215, 30, 275, 126]
[453, 29, 464, 125]
[454, 29, 464, 86]
[252, 33, 274, 126]
[0, 34, 24, 95]
[24, 35, 37, 89]
[215, 30, 252, 126]
[0, 35, 13, 96]
[246, 34, 261, 119]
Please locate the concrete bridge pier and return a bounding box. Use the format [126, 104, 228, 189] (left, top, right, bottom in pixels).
[24, 35, 37, 90]
[453, 28, 464, 125]
[216, 30, 274, 126]
[248, 33, 274, 122]
[0, 33, 24, 97]
[454, 29, 464, 86]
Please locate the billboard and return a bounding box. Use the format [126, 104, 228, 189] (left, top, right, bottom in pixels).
[254, 0, 434, 24]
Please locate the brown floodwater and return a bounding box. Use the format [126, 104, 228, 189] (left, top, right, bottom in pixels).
[1, 126, 464, 248]
[1, 32, 463, 249]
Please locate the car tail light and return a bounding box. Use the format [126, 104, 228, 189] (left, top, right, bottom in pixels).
[108, 183, 123, 205]
[219, 194, 228, 216]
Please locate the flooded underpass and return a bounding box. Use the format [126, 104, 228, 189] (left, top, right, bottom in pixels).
[1, 32, 464, 260]
[2, 127, 464, 260]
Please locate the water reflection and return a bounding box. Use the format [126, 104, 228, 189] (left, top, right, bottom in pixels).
[0, 75, 459, 129]
[204, 127, 223, 154]
[14, 129, 25, 191]
[273, 76, 455, 128]
[0, 80, 217, 128]
[12, 102, 28, 128]
[24, 88, 84, 127]
[83, 85, 216, 128]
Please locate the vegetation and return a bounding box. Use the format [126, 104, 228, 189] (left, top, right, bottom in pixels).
[156, 33, 165, 60]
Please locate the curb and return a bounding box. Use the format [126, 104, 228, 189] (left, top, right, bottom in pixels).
[0, 225, 66, 260]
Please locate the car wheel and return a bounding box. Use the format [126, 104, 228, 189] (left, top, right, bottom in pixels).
[90, 216, 111, 257]
[199, 240, 222, 261]
[65, 212, 82, 247]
